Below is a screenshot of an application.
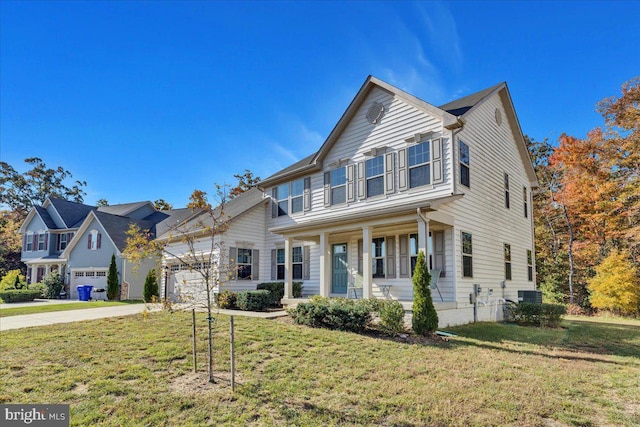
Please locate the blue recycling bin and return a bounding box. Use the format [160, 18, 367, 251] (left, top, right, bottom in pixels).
[77, 285, 93, 301]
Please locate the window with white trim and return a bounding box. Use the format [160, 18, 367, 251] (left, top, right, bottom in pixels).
[96, 271, 106, 277]
[38, 233, 45, 251]
[74, 271, 85, 278]
[504, 243, 512, 280]
[372, 237, 385, 278]
[459, 141, 470, 188]
[237, 248, 253, 280]
[462, 232, 473, 278]
[527, 249, 533, 282]
[504, 173, 510, 209]
[366, 155, 384, 197]
[59, 233, 68, 251]
[276, 183, 289, 216]
[408, 140, 431, 188]
[89, 230, 99, 250]
[276, 247, 303, 280]
[290, 179, 304, 214]
[330, 167, 346, 205]
[26, 232, 33, 252]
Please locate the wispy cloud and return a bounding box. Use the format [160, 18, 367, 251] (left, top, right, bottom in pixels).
[416, 1, 463, 74]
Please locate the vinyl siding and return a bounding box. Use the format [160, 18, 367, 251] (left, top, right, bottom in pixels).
[21, 216, 49, 259]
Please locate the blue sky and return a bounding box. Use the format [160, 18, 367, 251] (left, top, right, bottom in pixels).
[1, 1, 638, 208]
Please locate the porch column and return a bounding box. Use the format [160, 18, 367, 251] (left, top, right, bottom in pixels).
[362, 226, 372, 299]
[284, 237, 293, 299]
[418, 215, 430, 263]
[319, 232, 330, 297]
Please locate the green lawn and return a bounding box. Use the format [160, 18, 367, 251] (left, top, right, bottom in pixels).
[0, 300, 143, 317]
[1, 312, 638, 426]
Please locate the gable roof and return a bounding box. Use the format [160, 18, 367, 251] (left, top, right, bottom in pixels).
[157, 187, 266, 240]
[439, 82, 504, 116]
[34, 206, 58, 229]
[97, 201, 152, 217]
[47, 197, 96, 228]
[149, 208, 197, 237]
[259, 75, 461, 187]
[93, 211, 157, 252]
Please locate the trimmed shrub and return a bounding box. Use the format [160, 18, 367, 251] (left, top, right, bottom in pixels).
[107, 254, 119, 300]
[237, 290, 271, 311]
[28, 283, 46, 298]
[0, 289, 42, 303]
[143, 269, 159, 302]
[289, 296, 373, 333]
[216, 289, 237, 309]
[256, 282, 303, 307]
[0, 270, 26, 291]
[515, 302, 567, 327]
[42, 272, 64, 299]
[412, 251, 438, 335]
[377, 300, 406, 335]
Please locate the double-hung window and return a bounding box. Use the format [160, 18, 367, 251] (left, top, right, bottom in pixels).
[462, 232, 473, 278]
[330, 167, 346, 205]
[366, 155, 384, 198]
[408, 140, 431, 188]
[26, 233, 33, 251]
[38, 233, 45, 251]
[59, 233, 68, 251]
[504, 173, 510, 209]
[504, 243, 512, 280]
[276, 183, 290, 216]
[527, 249, 533, 281]
[372, 237, 385, 278]
[459, 141, 470, 188]
[291, 179, 304, 214]
[276, 247, 303, 280]
[237, 248, 253, 280]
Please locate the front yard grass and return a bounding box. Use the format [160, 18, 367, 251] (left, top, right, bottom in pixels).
[0, 311, 638, 426]
[0, 300, 143, 318]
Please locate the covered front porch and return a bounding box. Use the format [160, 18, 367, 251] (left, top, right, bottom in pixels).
[25, 257, 66, 285]
[276, 206, 457, 304]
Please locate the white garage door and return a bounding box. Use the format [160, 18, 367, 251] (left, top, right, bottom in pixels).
[70, 270, 108, 299]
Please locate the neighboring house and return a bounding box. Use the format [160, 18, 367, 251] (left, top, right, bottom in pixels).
[19, 197, 184, 300]
[162, 75, 538, 327]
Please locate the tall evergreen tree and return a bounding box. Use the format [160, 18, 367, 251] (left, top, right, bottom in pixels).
[143, 269, 159, 302]
[412, 251, 438, 335]
[107, 254, 119, 300]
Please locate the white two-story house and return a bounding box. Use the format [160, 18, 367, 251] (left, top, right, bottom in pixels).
[162, 75, 538, 326]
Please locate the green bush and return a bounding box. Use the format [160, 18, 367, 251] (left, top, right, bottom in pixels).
[42, 272, 64, 299]
[28, 283, 46, 298]
[377, 300, 406, 335]
[289, 296, 373, 333]
[216, 289, 237, 309]
[256, 282, 303, 307]
[0, 270, 26, 291]
[412, 251, 438, 335]
[143, 269, 159, 302]
[107, 254, 120, 301]
[237, 290, 271, 311]
[0, 289, 42, 303]
[515, 302, 567, 327]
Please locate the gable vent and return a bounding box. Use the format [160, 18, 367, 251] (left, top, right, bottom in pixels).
[366, 102, 385, 124]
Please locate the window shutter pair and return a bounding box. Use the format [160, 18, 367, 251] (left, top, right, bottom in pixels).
[228, 247, 259, 280]
[399, 235, 409, 278]
[398, 138, 444, 191]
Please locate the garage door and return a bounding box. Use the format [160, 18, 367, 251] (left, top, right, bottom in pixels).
[70, 270, 108, 299]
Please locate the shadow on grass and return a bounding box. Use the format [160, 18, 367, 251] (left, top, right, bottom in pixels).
[444, 318, 640, 362]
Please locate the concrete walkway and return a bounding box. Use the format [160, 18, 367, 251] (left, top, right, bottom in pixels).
[0, 301, 287, 332]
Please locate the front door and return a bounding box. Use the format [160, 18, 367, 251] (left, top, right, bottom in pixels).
[332, 243, 348, 294]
